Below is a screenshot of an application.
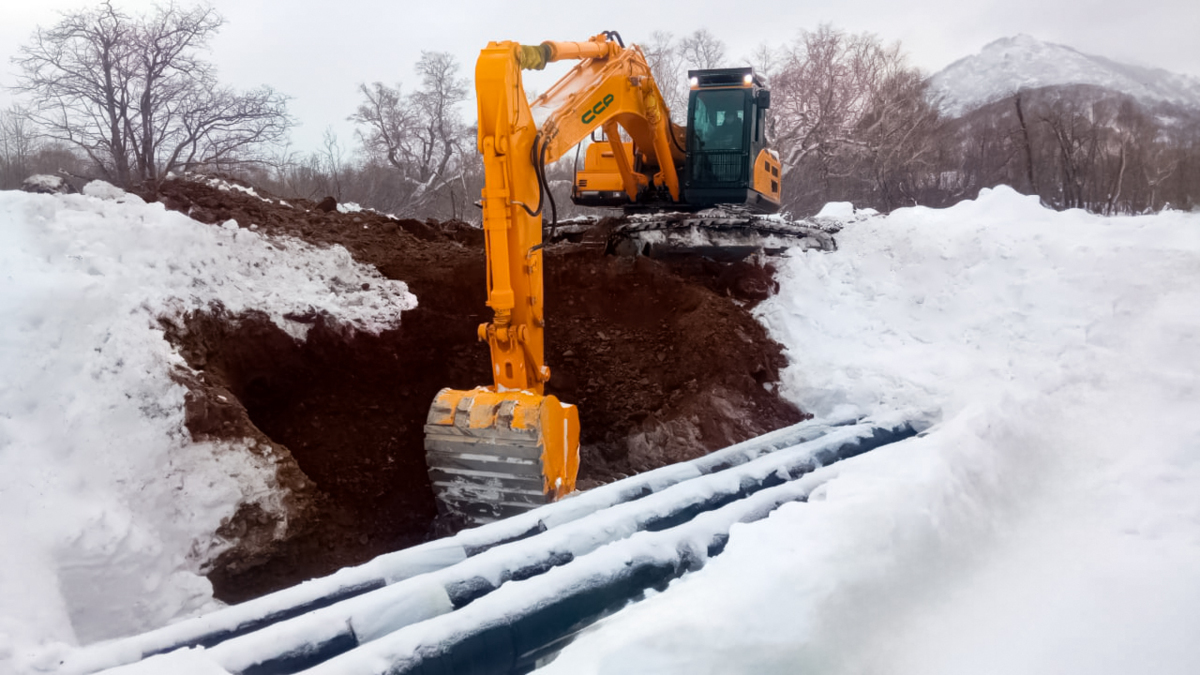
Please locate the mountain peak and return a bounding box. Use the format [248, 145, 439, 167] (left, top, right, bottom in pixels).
[929, 35, 1200, 117]
[985, 33, 1041, 49]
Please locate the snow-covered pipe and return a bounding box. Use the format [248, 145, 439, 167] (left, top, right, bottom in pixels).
[90, 414, 923, 674]
[300, 467, 843, 675]
[63, 416, 849, 673]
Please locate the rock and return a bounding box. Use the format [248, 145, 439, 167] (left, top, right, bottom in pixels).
[21, 174, 74, 194]
[161, 193, 192, 213]
[315, 196, 338, 212]
[189, 206, 218, 223]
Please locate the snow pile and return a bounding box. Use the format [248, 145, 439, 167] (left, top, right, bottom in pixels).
[813, 201, 877, 222]
[22, 175, 73, 195]
[929, 34, 1200, 117]
[80, 181, 136, 202]
[0, 183, 415, 671]
[541, 186, 1200, 673]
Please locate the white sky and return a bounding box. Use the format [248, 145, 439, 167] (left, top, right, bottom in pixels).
[2, 0, 1198, 154]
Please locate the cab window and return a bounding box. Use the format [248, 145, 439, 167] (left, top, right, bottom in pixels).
[691, 90, 746, 152]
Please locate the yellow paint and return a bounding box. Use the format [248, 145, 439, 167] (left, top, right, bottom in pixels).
[753, 148, 782, 204]
[427, 388, 580, 500]
[576, 141, 643, 195]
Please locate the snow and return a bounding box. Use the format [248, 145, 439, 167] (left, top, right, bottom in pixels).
[5, 178, 1200, 673]
[813, 201, 877, 223]
[536, 185, 1200, 673]
[930, 34, 1200, 117]
[813, 201, 854, 219]
[46, 383, 865, 670]
[60, 416, 892, 674]
[304, 472, 832, 675]
[80, 181, 140, 203]
[184, 175, 295, 209]
[0, 183, 416, 673]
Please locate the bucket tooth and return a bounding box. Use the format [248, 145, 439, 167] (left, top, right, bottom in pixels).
[425, 388, 580, 526]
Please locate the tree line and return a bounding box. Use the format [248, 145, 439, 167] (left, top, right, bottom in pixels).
[925, 85, 1200, 214]
[3, 2, 1197, 217]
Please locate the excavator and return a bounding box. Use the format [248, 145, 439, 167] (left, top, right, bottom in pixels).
[424, 32, 824, 525]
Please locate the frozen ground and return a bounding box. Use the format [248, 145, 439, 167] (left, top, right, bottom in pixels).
[538, 187, 1200, 674]
[0, 184, 414, 672]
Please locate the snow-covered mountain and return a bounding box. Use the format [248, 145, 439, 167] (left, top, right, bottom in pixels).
[929, 34, 1200, 117]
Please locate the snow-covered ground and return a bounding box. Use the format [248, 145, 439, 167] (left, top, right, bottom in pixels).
[0, 183, 414, 672]
[539, 187, 1200, 673]
[3, 183, 1199, 674]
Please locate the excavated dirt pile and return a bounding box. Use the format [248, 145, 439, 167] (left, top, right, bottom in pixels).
[149, 176, 807, 603]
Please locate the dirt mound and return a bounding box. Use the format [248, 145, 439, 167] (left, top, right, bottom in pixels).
[149, 176, 806, 602]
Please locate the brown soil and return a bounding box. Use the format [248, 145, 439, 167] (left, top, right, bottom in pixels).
[148, 176, 806, 604]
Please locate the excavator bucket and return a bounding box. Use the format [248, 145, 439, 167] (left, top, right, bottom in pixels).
[425, 387, 580, 525]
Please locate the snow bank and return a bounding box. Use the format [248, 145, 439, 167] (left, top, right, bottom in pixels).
[540, 186, 1200, 673]
[0, 183, 415, 672]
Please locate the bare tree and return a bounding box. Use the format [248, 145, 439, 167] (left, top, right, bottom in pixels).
[1036, 92, 1107, 210]
[747, 42, 782, 83]
[318, 127, 347, 199]
[13, 1, 291, 190]
[351, 51, 469, 214]
[0, 106, 36, 188]
[854, 68, 940, 208]
[771, 25, 908, 169]
[1142, 148, 1179, 211]
[1012, 91, 1038, 194]
[679, 29, 727, 70]
[764, 24, 936, 212]
[641, 31, 689, 122]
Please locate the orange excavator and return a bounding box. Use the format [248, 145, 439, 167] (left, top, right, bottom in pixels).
[424, 32, 809, 525]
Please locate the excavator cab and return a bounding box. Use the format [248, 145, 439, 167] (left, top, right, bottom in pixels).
[683, 68, 781, 213]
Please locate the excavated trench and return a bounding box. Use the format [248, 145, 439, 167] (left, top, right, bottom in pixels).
[152, 177, 806, 603]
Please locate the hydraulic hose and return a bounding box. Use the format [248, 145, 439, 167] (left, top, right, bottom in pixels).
[519, 136, 545, 218]
[520, 135, 557, 233]
[603, 31, 625, 47]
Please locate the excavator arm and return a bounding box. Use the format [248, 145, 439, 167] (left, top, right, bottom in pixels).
[472, 32, 683, 391]
[427, 32, 680, 525]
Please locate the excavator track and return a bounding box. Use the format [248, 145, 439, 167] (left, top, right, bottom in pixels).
[551, 207, 841, 261]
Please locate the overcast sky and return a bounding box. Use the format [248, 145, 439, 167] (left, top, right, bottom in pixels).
[2, 0, 1198, 154]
